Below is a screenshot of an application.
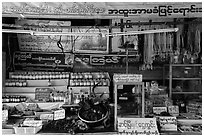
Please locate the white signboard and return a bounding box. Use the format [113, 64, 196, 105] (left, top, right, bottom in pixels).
[54, 109, 65, 120]
[117, 118, 159, 135]
[159, 116, 177, 131]
[153, 107, 167, 114]
[113, 74, 142, 83]
[23, 118, 43, 127]
[40, 114, 54, 120]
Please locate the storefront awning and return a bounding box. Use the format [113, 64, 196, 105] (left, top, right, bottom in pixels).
[2, 2, 202, 19]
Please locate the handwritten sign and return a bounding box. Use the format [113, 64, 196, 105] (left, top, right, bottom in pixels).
[158, 116, 177, 131]
[54, 109, 65, 120]
[117, 118, 159, 135]
[15, 19, 72, 52]
[153, 107, 167, 114]
[113, 74, 142, 83]
[168, 106, 179, 117]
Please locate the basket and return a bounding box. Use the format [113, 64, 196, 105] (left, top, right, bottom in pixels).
[13, 126, 42, 134]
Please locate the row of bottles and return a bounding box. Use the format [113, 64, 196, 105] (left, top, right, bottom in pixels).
[50, 91, 66, 102]
[69, 79, 109, 86]
[2, 95, 27, 103]
[70, 72, 107, 79]
[5, 80, 27, 87]
[10, 72, 69, 80]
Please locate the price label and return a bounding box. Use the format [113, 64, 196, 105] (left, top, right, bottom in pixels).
[23, 118, 42, 127]
[40, 114, 54, 120]
[153, 107, 167, 114]
[158, 116, 177, 131]
[168, 106, 179, 116]
[54, 109, 65, 120]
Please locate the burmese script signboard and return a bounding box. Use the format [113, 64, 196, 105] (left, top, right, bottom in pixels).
[113, 74, 142, 83]
[117, 118, 159, 135]
[14, 52, 74, 71]
[2, 2, 202, 19]
[74, 54, 140, 66]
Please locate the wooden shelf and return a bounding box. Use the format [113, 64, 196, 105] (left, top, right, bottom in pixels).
[164, 64, 202, 67]
[172, 92, 201, 94]
[166, 78, 202, 80]
[2, 102, 65, 109]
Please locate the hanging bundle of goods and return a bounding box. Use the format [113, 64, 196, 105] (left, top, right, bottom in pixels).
[140, 24, 174, 70]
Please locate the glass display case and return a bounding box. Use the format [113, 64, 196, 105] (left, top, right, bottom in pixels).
[113, 74, 145, 130]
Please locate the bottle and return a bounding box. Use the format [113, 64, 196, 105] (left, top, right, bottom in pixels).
[67, 88, 73, 105]
[48, 79, 51, 86]
[64, 92, 69, 104]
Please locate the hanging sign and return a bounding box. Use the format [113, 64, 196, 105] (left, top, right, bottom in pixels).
[117, 118, 159, 135]
[2, 2, 202, 18]
[113, 74, 142, 83]
[15, 19, 72, 52]
[158, 116, 177, 131]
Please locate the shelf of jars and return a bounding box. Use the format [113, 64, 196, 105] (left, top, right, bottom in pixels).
[69, 72, 110, 101]
[3, 71, 111, 103]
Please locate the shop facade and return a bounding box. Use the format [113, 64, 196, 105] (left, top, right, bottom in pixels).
[2, 2, 202, 135]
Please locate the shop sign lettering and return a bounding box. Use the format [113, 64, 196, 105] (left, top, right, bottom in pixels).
[117, 118, 159, 135]
[113, 74, 142, 83]
[2, 2, 106, 15]
[14, 52, 73, 67]
[108, 4, 202, 17]
[3, 3, 201, 18]
[153, 107, 167, 114]
[75, 54, 139, 66]
[90, 56, 120, 65]
[158, 116, 177, 131]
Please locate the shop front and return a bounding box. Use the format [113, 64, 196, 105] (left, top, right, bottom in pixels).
[2, 2, 202, 135]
